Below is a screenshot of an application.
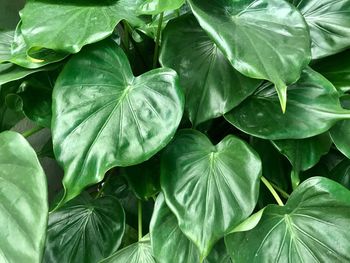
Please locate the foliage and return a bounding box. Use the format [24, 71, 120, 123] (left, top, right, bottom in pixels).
[1, 0, 350, 262]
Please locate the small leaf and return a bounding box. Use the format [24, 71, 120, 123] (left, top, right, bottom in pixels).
[0, 131, 48, 263]
[52, 39, 184, 204]
[20, 0, 146, 53]
[160, 15, 261, 126]
[161, 129, 262, 259]
[225, 177, 350, 262]
[44, 193, 125, 263]
[293, 0, 350, 59]
[225, 68, 350, 140]
[188, 0, 311, 111]
[100, 236, 156, 263]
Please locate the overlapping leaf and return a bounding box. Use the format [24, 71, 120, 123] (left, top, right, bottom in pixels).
[52, 39, 184, 204]
[138, 0, 185, 15]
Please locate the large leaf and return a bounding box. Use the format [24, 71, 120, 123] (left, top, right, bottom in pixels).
[20, 0, 145, 53]
[225, 177, 350, 262]
[330, 95, 350, 159]
[0, 131, 48, 263]
[138, 0, 185, 14]
[161, 129, 262, 259]
[160, 15, 261, 126]
[44, 193, 125, 263]
[313, 49, 350, 93]
[293, 0, 350, 59]
[52, 40, 184, 204]
[100, 236, 156, 263]
[150, 194, 231, 263]
[0, 26, 67, 69]
[188, 0, 311, 111]
[225, 68, 350, 140]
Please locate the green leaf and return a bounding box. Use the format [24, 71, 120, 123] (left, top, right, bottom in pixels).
[0, 62, 56, 86]
[293, 0, 350, 59]
[138, 0, 185, 15]
[160, 15, 261, 126]
[187, 0, 311, 112]
[161, 129, 262, 259]
[0, 131, 48, 263]
[52, 39, 184, 204]
[225, 67, 350, 140]
[225, 177, 350, 262]
[272, 133, 332, 172]
[150, 194, 231, 263]
[20, 0, 145, 53]
[330, 95, 350, 159]
[0, 25, 68, 69]
[312, 49, 350, 93]
[329, 159, 350, 189]
[121, 156, 160, 201]
[100, 236, 156, 263]
[44, 193, 125, 263]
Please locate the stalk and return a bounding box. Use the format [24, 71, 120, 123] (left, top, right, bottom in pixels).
[152, 12, 164, 68]
[261, 176, 284, 206]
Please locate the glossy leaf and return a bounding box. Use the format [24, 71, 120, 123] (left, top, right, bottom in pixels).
[330, 95, 350, 159]
[188, 0, 311, 111]
[0, 131, 48, 263]
[138, 0, 185, 15]
[293, 0, 350, 59]
[330, 159, 350, 189]
[100, 236, 156, 263]
[52, 40, 184, 204]
[272, 133, 332, 172]
[121, 156, 160, 201]
[0, 25, 67, 69]
[150, 194, 231, 263]
[225, 68, 350, 140]
[313, 49, 350, 93]
[20, 0, 145, 53]
[161, 129, 262, 259]
[44, 193, 125, 263]
[160, 15, 261, 126]
[225, 177, 350, 262]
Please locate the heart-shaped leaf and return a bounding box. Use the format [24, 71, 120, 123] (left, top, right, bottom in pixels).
[160, 15, 261, 126]
[161, 129, 262, 259]
[100, 236, 156, 263]
[20, 0, 145, 53]
[44, 193, 125, 263]
[0, 131, 48, 263]
[330, 95, 350, 159]
[225, 68, 350, 140]
[313, 49, 350, 93]
[293, 0, 350, 59]
[138, 0, 185, 15]
[150, 193, 231, 263]
[188, 0, 311, 111]
[52, 39, 184, 204]
[225, 177, 350, 262]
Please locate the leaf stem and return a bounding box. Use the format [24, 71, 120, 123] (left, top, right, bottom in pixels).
[291, 169, 300, 190]
[123, 21, 130, 50]
[269, 181, 290, 198]
[138, 199, 143, 241]
[261, 176, 284, 206]
[22, 126, 44, 138]
[152, 12, 164, 68]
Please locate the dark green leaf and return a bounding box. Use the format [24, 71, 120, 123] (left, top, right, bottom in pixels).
[188, 0, 311, 111]
[293, 0, 350, 59]
[225, 177, 350, 262]
[100, 236, 156, 263]
[225, 68, 350, 140]
[0, 131, 48, 263]
[44, 193, 125, 263]
[138, 0, 185, 15]
[330, 159, 350, 189]
[313, 49, 350, 93]
[161, 129, 262, 259]
[52, 39, 184, 205]
[20, 0, 145, 53]
[160, 15, 261, 126]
